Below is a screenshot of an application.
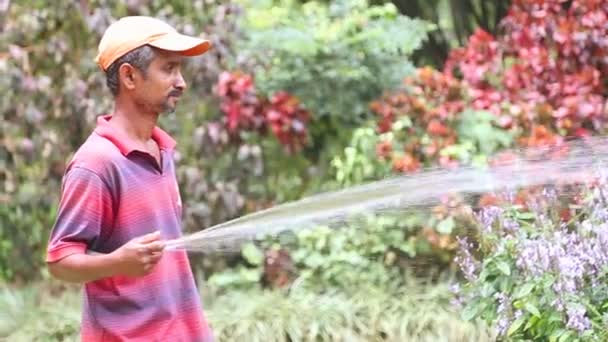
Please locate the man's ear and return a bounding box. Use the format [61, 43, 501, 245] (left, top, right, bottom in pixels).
[118, 63, 138, 91]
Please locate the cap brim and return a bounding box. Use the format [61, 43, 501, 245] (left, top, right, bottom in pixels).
[148, 33, 212, 56]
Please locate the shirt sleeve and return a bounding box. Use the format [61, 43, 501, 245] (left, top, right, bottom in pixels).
[46, 167, 114, 263]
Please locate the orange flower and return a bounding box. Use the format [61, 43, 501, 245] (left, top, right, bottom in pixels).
[427, 119, 450, 136]
[392, 153, 421, 173]
[375, 140, 393, 160]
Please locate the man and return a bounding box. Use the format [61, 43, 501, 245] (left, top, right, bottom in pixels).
[46, 16, 214, 341]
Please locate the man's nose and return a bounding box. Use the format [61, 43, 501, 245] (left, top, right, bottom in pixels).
[174, 71, 187, 91]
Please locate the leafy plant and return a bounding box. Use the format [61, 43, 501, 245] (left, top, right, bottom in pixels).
[208, 207, 476, 293]
[0, 283, 81, 341]
[205, 281, 496, 342]
[0, 0, 253, 281]
[331, 126, 392, 187]
[238, 0, 432, 156]
[444, 0, 608, 143]
[216, 71, 311, 153]
[1, 278, 496, 342]
[453, 180, 608, 340]
[366, 66, 516, 175]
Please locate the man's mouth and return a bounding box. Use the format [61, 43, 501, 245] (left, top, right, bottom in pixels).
[168, 91, 183, 99]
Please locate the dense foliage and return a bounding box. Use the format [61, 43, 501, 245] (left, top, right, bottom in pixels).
[389, 0, 511, 67]
[0, 0, 429, 282]
[454, 179, 608, 340]
[445, 0, 608, 143]
[0, 279, 495, 341]
[3, 0, 608, 340]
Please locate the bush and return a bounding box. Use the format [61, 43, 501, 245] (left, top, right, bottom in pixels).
[1, 2, 105, 281]
[1, 278, 495, 342]
[206, 204, 482, 293]
[238, 0, 432, 157]
[0, 0, 432, 281]
[205, 281, 495, 342]
[453, 180, 608, 340]
[342, 67, 514, 182]
[0, 283, 81, 341]
[444, 0, 608, 143]
[0, 0, 306, 281]
[324, 1, 608, 291]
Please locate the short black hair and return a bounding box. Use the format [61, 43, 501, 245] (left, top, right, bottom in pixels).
[105, 45, 156, 96]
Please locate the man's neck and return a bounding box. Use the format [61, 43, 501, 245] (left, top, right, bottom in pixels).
[110, 100, 158, 144]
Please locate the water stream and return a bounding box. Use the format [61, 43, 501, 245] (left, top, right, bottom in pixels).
[166, 136, 608, 253]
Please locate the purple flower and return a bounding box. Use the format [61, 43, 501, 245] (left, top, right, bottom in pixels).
[495, 292, 512, 336]
[542, 187, 558, 205]
[592, 205, 608, 222]
[450, 282, 461, 295]
[500, 190, 516, 204]
[516, 239, 554, 277]
[475, 206, 503, 233]
[455, 236, 479, 282]
[566, 305, 591, 333]
[514, 309, 523, 319]
[502, 218, 520, 234]
[460, 176, 608, 337]
[492, 294, 524, 337]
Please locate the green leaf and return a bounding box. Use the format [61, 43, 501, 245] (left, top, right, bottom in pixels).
[525, 303, 541, 318]
[524, 315, 539, 330]
[496, 261, 511, 276]
[549, 329, 567, 342]
[517, 212, 536, 220]
[461, 303, 479, 321]
[507, 316, 526, 337]
[514, 283, 535, 299]
[548, 312, 563, 323]
[558, 331, 574, 342]
[436, 217, 455, 234]
[242, 244, 264, 266]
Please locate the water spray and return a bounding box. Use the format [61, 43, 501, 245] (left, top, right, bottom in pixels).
[164, 136, 608, 253]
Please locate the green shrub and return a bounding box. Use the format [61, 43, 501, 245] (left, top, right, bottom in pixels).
[1, 279, 495, 342]
[0, 283, 81, 341]
[205, 279, 495, 341]
[207, 208, 479, 293]
[0, 202, 57, 281]
[239, 0, 432, 156]
[0, 0, 257, 281]
[0, 0, 432, 282]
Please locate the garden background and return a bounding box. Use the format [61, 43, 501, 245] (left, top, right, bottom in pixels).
[1, 0, 608, 341]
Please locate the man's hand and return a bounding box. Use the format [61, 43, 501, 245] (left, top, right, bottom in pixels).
[47, 231, 166, 283]
[112, 231, 165, 277]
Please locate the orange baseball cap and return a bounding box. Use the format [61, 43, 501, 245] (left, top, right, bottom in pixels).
[95, 16, 212, 71]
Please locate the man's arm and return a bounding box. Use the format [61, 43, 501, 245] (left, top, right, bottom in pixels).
[48, 231, 165, 283]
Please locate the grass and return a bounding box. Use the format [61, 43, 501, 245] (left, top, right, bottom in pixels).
[0, 282, 81, 341]
[0, 279, 495, 342]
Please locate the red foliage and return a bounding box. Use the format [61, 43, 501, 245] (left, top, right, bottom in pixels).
[444, 0, 608, 143]
[375, 140, 392, 160]
[217, 71, 265, 134]
[263, 248, 295, 288]
[370, 67, 465, 173]
[216, 72, 310, 153]
[265, 91, 311, 153]
[392, 153, 421, 173]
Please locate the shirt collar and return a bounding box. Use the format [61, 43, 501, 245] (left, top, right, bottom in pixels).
[93, 114, 177, 156]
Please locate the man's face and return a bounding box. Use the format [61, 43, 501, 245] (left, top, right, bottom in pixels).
[133, 50, 186, 115]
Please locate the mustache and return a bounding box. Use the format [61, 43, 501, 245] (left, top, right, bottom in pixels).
[168, 89, 183, 97]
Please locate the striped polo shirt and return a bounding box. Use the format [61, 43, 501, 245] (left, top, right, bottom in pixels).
[47, 114, 213, 341]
